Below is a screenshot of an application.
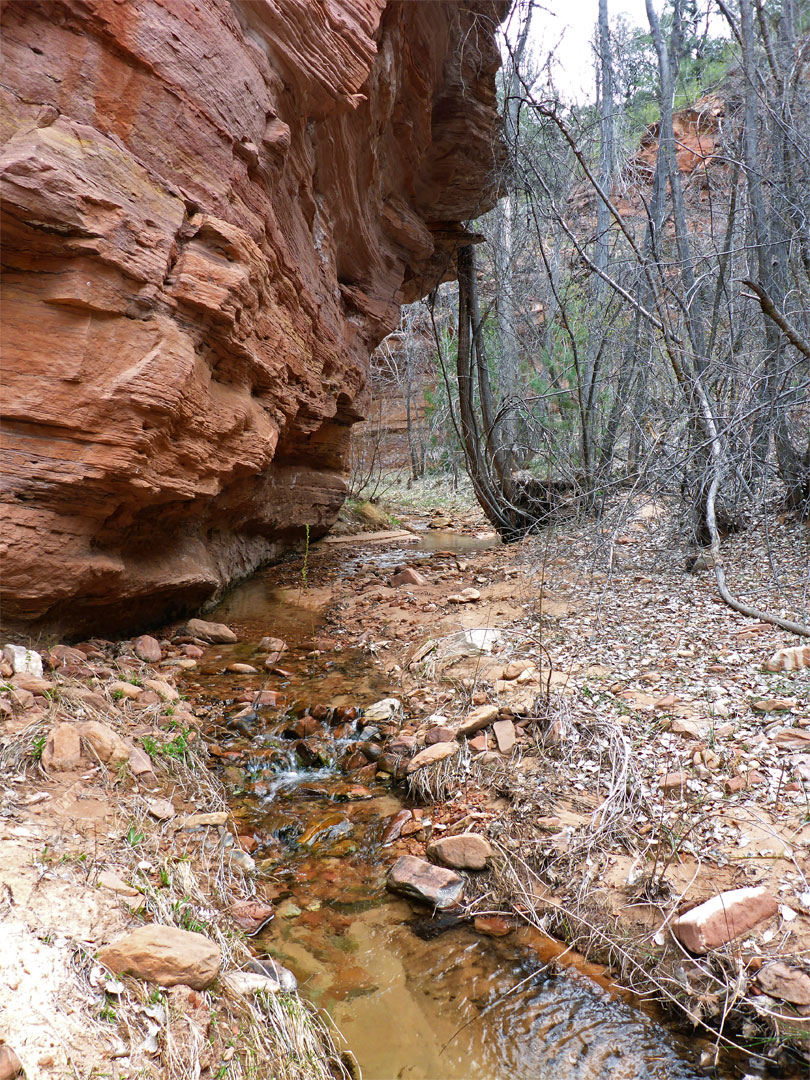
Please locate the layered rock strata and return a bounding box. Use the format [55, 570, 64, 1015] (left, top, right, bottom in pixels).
[0, 0, 505, 635]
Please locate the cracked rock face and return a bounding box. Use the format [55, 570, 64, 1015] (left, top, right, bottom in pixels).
[0, 0, 505, 636]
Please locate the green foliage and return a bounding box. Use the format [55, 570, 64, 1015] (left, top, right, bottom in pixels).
[99, 1001, 118, 1023]
[301, 523, 310, 590]
[173, 899, 208, 934]
[613, 5, 734, 140]
[141, 728, 190, 761]
[140, 735, 160, 757]
[125, 824, 145, 847]
[31, 732, 47, 760]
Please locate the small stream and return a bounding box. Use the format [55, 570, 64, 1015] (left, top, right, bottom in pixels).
[182, 537, 740, 1080]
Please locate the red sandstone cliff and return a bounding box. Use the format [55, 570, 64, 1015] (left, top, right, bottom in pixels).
[0, 0, 505, 635]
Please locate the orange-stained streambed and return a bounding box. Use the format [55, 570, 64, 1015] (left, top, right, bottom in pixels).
[179, 539, 749, 1080]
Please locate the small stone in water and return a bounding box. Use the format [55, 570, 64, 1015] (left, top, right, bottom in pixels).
[474, 915, 512, 937]
[286, 714, 321, 738]
[332, 782, 373, 800]
[386, 855, 464, 909]
[297, 814, 353, 849]
[343, 749, 368, 772]
[295, 739, 330, 767]
[332, 721, 357, 740]
[353, 764, 378, 785]
[382, 809, 413, 845]
[229, 899, 275, 934]
[185, 619, 237, 644]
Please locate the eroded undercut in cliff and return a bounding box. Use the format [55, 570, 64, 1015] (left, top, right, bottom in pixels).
[0, 0, 506, 636]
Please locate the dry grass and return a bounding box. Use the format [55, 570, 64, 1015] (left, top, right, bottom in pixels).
[0, 684, 347, 1080]
[406, 743, 475, 803]
[457, 693, 810, 1070]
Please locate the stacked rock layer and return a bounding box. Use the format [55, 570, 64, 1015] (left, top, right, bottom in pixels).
[0, 0, 505, 635]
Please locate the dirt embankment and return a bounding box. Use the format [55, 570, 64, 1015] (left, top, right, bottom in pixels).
[0, 633, 347, 1080]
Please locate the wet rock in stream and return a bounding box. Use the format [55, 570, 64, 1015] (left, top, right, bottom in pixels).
[284, 714, 323, 739]
[406, 910, 468, 941]
[381, 809, 413, 845]
[352, 763, 378, 785]
[342, 749, 368, 772]
[473, 914, 513, 937]
[294, 739, 331, 768]
[330, 782, 374, 801]
[228, 899, 276, 935]
[176, 546, 732, 1080]
[293, 782, 334, 800]
[223, 765, 246, 787]
[386, 855, 464, 909]
[331, 721, 357, 740]
[297, 814, 354, 851]
[358, 740, 382, 761]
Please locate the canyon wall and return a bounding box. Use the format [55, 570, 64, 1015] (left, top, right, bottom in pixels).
[0, 0, 505, 636]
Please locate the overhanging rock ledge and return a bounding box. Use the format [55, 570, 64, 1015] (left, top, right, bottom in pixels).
[0, 0, 506, 636]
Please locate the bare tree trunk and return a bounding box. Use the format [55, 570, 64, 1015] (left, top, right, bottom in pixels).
[454, 246, 510, 533]
[579, 0, 616, 497]
[645, 0, 706, 364]
[494, 2, 534, 481]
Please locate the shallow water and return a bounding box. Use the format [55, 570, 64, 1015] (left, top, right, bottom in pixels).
[416, 529, 501, 554]
[194, 539, 743, 1080]
[268, 896, 707, 1080]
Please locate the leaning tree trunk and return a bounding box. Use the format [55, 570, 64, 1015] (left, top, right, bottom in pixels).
[449, 245, 556, 540]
